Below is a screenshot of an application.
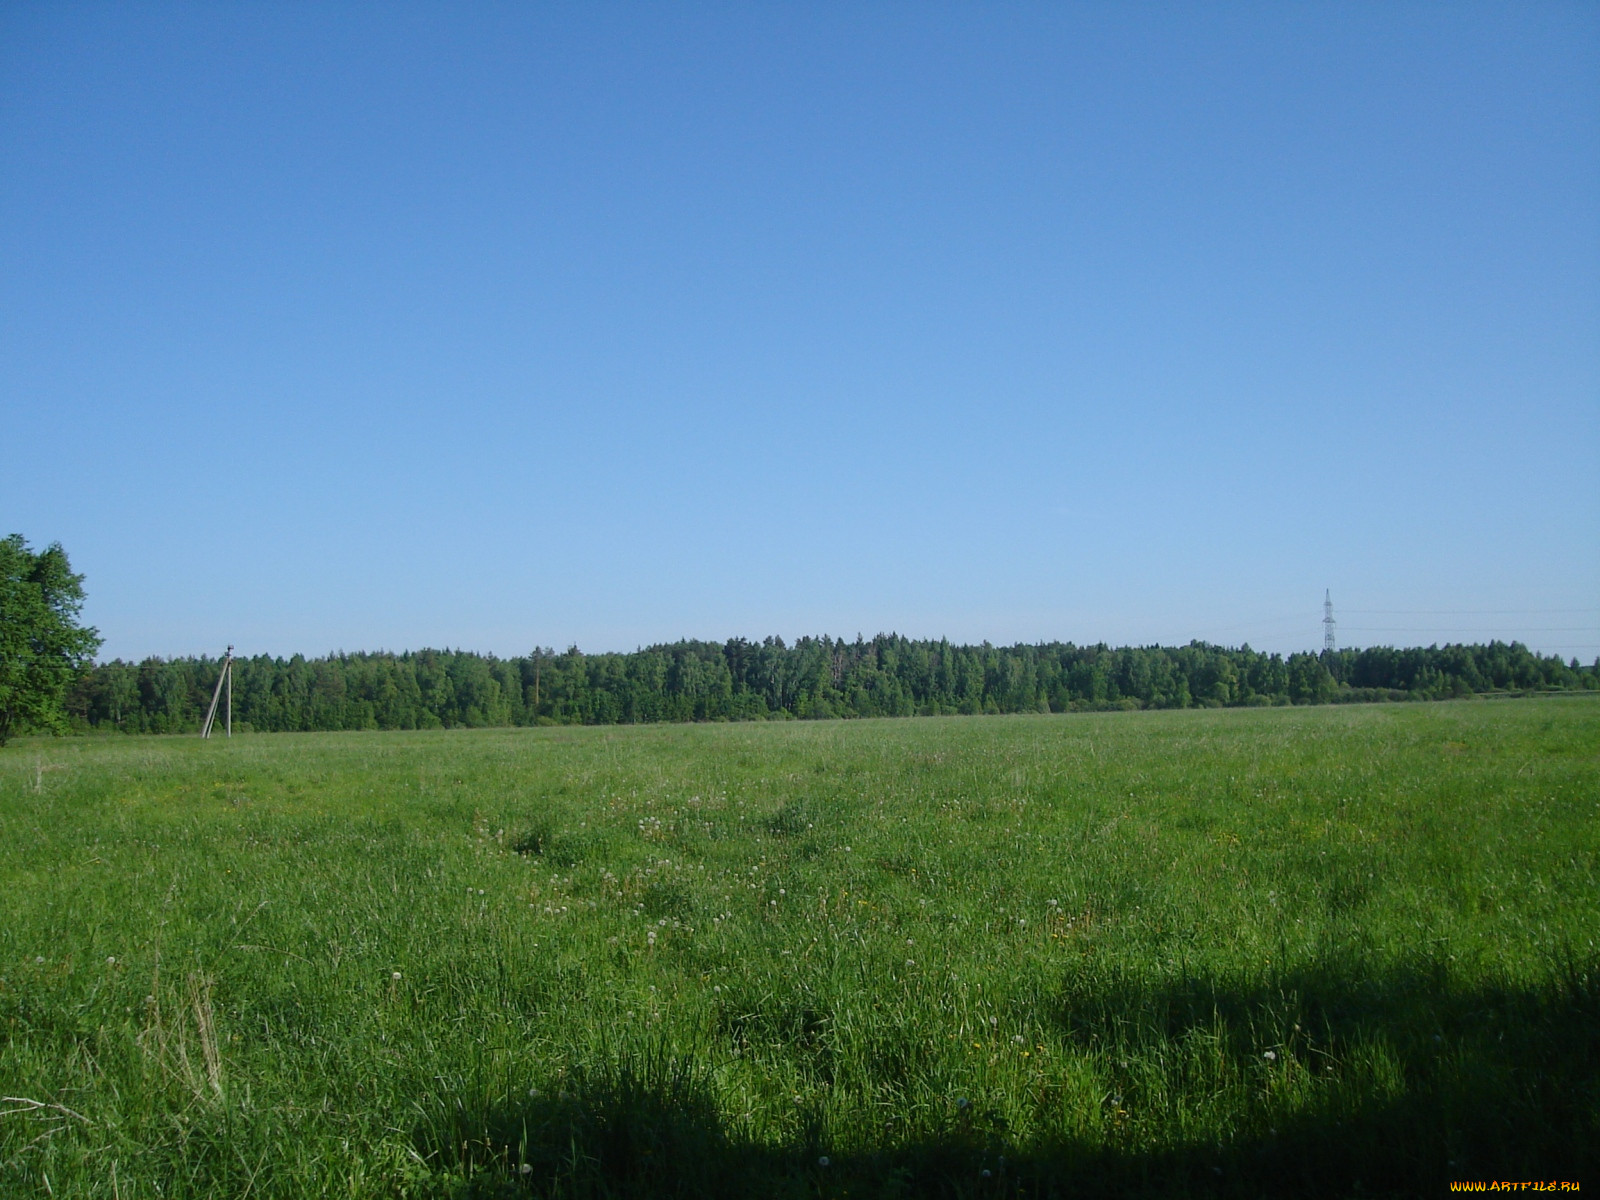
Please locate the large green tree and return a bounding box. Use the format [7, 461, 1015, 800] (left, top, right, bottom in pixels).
[0, 535, 102, 746]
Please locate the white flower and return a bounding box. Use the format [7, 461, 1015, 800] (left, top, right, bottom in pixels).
[1263, 1050, 1277, 1061]
[106, 956, 116, 965]
[392, 971, 402, 980]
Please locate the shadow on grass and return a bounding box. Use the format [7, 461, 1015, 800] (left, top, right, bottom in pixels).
[410, 956, 1598, 1199]
[1043, 951, 1598, 1195]
[409, 1052, 778, 1200]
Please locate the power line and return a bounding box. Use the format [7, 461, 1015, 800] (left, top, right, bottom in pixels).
[1340, 627, 1596, 634]
[1342, 609, 1596, 616]
[1194, 618, 1317, 634]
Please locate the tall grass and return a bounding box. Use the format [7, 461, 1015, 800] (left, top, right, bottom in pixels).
[2, 699, 1595, 1197]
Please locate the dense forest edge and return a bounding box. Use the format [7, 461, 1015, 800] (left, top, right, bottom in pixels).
[52, 636, 1600, 734]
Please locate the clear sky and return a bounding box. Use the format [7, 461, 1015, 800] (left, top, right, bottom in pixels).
[3, 3, 1597, 662]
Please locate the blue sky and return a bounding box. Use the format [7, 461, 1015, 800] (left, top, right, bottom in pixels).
[3, 3, 1596, 662]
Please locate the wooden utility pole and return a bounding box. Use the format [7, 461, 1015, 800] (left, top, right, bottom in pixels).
[201, 646, 234, 739]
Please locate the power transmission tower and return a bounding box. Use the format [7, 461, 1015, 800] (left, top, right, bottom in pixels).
[201, 645, 234, 739]
[1323, 591, 1336, 653]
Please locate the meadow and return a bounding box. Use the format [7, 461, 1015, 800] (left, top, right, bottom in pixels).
[1, 698, 1595, 1198]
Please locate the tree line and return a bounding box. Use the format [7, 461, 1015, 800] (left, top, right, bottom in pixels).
[66, 636, 1599, 735]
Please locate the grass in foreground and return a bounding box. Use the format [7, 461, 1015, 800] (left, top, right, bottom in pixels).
[1, 699, 1596, 1197]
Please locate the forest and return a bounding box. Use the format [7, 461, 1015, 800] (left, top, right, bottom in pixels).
[65, 635, 1599, 734]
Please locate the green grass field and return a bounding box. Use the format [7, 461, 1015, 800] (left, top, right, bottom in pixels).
[2, 699, 1596, 1198]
